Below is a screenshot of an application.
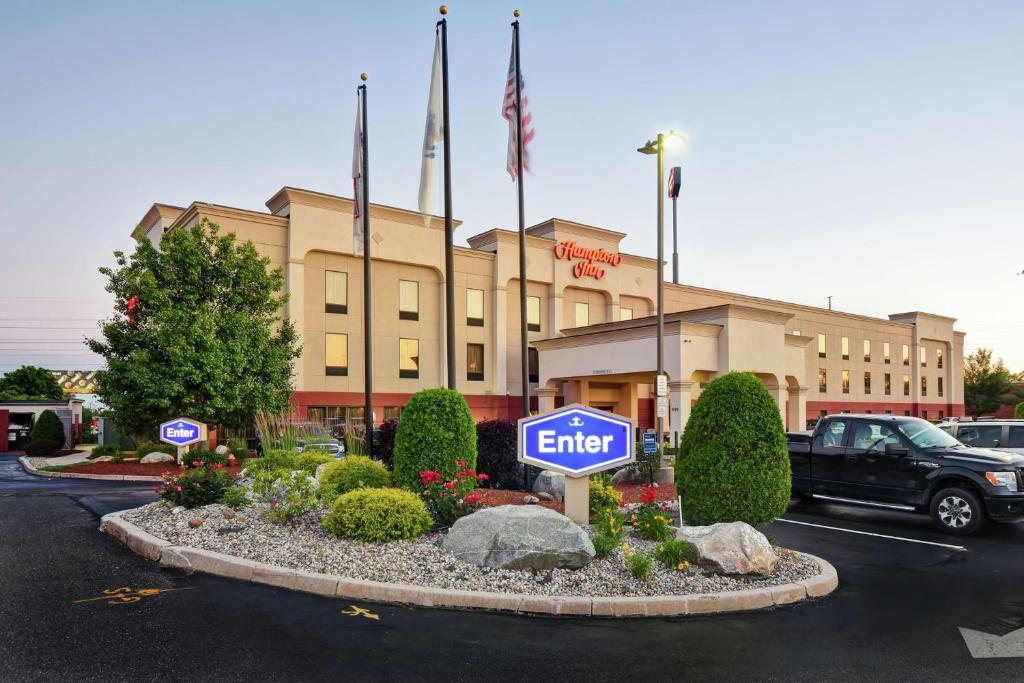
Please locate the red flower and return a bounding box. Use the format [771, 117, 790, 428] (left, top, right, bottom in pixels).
[444, 481, 456, 490]
[191, 460, 201, 468]
[640, 485, 658, 504]
[419, 470, 442, 485]
[175, 485, 183, 492]
[457, 459, 467, 468]
[213, 463, 224, 469]
[465, 492, 482, 505]
[476, 473, 489, 482]
[154, 485, 163, 493]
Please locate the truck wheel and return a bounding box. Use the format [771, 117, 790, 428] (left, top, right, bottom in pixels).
[929, 487, 986, 535]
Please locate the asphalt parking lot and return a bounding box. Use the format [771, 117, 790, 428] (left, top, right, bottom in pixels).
[2, 453, 1022, 682]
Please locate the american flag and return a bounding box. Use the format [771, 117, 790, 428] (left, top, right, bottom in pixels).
[502, 40, 533, 180]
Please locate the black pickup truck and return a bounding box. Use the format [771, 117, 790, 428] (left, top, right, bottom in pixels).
[788, 414, 1024, 534]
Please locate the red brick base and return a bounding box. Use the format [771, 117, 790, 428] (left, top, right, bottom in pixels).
[807, 401, 964, 420]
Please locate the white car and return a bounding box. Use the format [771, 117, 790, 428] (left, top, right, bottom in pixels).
[938, 419, 1024, 456]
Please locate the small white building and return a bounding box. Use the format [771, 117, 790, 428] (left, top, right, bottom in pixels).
[1, 399, 84, 451]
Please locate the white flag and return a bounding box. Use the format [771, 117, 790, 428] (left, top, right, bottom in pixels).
[352, 93, 364, 256]
[418, 33, 443, 219]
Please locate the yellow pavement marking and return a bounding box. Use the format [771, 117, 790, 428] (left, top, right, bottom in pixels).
[341, 605, 380, 620]
[73, 586, 191, 605]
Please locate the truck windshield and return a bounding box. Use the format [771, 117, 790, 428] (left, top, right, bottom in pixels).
[897, 421, 961, 449]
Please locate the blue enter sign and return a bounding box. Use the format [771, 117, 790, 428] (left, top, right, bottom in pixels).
[518, 404, 634, 476]
[159, 418, 203, 447]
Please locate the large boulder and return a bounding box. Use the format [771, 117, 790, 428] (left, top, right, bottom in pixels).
[676, 521, 778, 576]
[531, 470, 565, 501]
[139, 452, 174, 464]
[443, 505, 595, 570]
[610, 467, 641, 485]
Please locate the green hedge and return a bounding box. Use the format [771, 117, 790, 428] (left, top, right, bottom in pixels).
[676, 372, 791, 526]
[31, 410, 65, 447]
[393, 388, 477, 491]
[319, 456, 390, 500]
[322, 487, 432, 542]
[1016, 402, 1024, 419]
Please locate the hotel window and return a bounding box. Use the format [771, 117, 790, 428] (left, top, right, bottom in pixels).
[325, 271, 348, 314]
[902, 344, 910, 366]
[528, 347, 539, 383]
[842, 370, 850, 394]
[466, 288, 484, 326]
[938, 377, 944, 397]
[383, 406, 402, 421]
[527, 296, 541, 332]
[904, 410, 911, 416]
[325, 333, 348, 376]
[466, 343, 484, 381]
[399, 280, 419, 321]
[920, 347, 927, 367]
[818, 334, 826, 358]
[841, 337, 849, 360]
[399, 338, 419, 378]
[863, 340, 871, 363]
[884, 373, 891, 395]
[864, 372, 871, 394]
[620, 307, 633, 321]
[574, 302, 590, 327]
[883, 342, 891, 364]
[937, 348, 944, 369]
[818, 368, 827, 393]
[903, 374, 910, 396]
[921, 376, 927, 397]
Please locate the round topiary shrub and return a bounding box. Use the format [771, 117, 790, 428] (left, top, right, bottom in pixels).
[24, 438, 59, 456]
[475, 419, 521, 489]
[393, 388, 477, 491]
[318, 455, 390, 500]
[676, 372, 791, 527]
[31, 410, 65, 448]
[322, 487, 433, 542]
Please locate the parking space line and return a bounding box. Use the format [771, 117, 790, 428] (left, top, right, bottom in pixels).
[777, 518, 968, 552]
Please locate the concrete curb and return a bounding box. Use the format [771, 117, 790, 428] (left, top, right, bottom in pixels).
[19, 456, 163, 482]
[100, 511, 839, 618]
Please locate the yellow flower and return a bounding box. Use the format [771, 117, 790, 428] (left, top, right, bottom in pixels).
[676, 562, 688, 571]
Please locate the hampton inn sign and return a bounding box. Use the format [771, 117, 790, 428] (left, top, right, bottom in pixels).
[553, 240, 622, 280]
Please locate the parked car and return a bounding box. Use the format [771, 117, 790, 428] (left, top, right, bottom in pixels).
[937, 419, 1024, 456]
[254, 421, 346, 458]
[788, 414, 1024, 534]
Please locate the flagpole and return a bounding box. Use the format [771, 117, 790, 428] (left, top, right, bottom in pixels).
[359, 75, 373, 458]
[512, 11, 530, 489]
[438, 5, 456, 389]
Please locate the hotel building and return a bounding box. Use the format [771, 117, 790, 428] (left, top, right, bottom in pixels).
[136, 186, 965, 436]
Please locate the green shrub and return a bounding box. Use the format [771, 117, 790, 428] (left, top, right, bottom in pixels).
[158, 468, 232, 508]
[90, 444, 121, 458]
[322, 487, 432, 542]
[625, 549, 652, 581]
[632, 504, 674, 542]
[245, 450, 300, 475]
[594, 508, 625, 540]
[183, 448, 228, 470]
[220, 486, 250, 509]
[676, 372, 791, 527]
[593, 534, 619, 558]
[24, 439, 58, 456]
[318, 455, 390, 500]
[134, 441, 176, 457]
[475, 419, 520, 489]
[655, 539, 699, 570]
[589, 474, 623, 513]
[294, 451, 333, 475]
[263, 470, 317, 523]
[31, 410, 65, 447]
[393, 388, 477, 491]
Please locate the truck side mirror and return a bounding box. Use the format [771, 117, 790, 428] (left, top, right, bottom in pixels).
[885, 443, 909, 456]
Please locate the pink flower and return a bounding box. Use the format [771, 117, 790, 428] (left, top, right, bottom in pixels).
[175, 485, 183, 492]
[213, 463, 224, 469]
[191, 460, 201, 468]
[476, 473, 489, 482]
[457, 459, 467, 468]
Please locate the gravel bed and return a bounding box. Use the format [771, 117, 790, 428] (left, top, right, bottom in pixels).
[122, 502, 821, 598]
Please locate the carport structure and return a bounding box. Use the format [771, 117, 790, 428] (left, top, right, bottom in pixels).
[533, 304, 813, 439]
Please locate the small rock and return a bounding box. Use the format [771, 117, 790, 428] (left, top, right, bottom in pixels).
[222, 509, 236, 519]
[215, 445, 229, 455]
[523, 495, 539, 505]
[536, 491, 554, 501]
[170, 506, 185, 515]
[93, 456, 114, 463]
[139, 452, 173, 464]
[531, 470, 565, 501]
[188, 518, 203, 529]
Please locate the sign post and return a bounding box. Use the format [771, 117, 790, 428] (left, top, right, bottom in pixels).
[159, 418, 205, 465]
[518, 404, 635, 524]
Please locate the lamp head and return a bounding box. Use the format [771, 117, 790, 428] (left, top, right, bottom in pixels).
[636, 140, 658, 155]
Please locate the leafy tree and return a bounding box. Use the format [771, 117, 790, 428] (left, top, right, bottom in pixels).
[87, 219, 300, 439]
[0, 365, 63, 400]
[676, 372, 791, 527]
[963, 349, 1013, 417]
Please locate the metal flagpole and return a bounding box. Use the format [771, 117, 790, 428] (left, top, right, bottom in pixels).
[359, 76, 373, 458]
[439, 6, 456, 389]
[512, 10, 530, 489]
[655, 134, 665, 486]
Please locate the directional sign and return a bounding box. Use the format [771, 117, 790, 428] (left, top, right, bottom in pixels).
[159, 418, 204, 448]
[643, 432, 657, 454]
[518, 404, 634, 477]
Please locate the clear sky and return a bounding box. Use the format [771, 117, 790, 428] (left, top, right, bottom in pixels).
[1, 0, 1022, 375]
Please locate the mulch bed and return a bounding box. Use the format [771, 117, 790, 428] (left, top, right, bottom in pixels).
[57, 462, 245, 477]
[617, 481, 678, 504]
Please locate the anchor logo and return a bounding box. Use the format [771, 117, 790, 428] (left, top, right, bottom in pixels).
[568, 416, 584, 427]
